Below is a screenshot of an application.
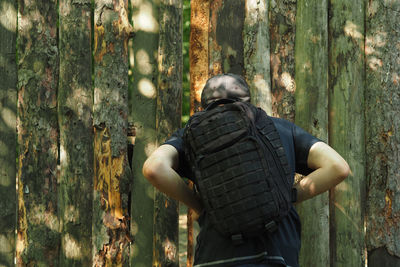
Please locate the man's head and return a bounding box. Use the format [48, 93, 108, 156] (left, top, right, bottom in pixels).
[200, 73, 251, 108]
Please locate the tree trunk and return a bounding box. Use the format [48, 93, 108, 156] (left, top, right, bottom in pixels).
[16, 0, 59, 265]
[153, 3, 182, 266]
[190, 0, 209, 113]
[187, 1, 210, 265]
[294, 0, 329, 265]
[365, 1, 400, 266]
[93, 1, 133, 265]
[58, 0, 93, 265]
[130, 0, 159, 266]
[0, 0, 17, 265]
[328, 0, 365, 266]
[269, 0, 296, 121]
[243, 0, 272, 112]
[209, 0, 245, 76]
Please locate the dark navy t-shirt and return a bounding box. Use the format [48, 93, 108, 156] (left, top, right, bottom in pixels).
[165, 110, 320, 267]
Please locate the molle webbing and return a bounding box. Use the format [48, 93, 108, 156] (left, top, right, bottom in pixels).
[184, 101, 293, 238]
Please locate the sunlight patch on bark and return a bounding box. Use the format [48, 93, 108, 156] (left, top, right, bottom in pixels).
[344, 20, 364, 40]
[253, 74, 272, 114]
[63, 234, 82, 259]
[0, 2, 16, 31]
[136, 49, 153, 75]
[60, 144, 67, 167]
[245, 0, 266, 26]
[0, 107, 15, 130]
[132, 1, 159, 33]
[368, 56, 383, 71]
[281, 71, 296, 93]
[29, 205, 59, 232]
[179, 214, 187, 230]
[0, 234, 12, 254]
[138, 78, 156, 99]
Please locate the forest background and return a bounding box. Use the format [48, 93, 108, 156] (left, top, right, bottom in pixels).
[0, 0, 399, 267]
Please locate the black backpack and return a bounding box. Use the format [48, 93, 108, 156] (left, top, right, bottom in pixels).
[183, 99, 295, 244]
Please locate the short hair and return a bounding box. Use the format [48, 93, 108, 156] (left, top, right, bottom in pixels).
[200, 73, 251, 108]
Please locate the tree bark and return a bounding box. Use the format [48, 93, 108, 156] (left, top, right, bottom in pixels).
[243, 0, 272, 112]
[153, 3, 182, 266]
[129, 0, 159, 266]
[58, 0, 93, 265]
[93, 0, 133, 265]
[190, 0, 209, 113]
[0, 0, 17, 265]
[209, 0, 245, 76]
[365, 0, 400, 265]
[269, 0, 297, 121]
[16, 0, 59, 265]
[328, 0, 365, 266]
[294, 0, 329, 266]
[187, 1, 210, 265]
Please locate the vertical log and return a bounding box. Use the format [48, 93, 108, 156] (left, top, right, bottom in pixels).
[328, 0, 365, 266]
[58, 0, 93, 265]
[130, 0, 158, 266]
[153, 2, 182, 266]
[243, 0, 272, 112]
[269, 0, 296, 120]
[187, 1, 210, 265]
[209, 0, 245, 76]
[16, 0, 59, 265]
[294, 0, 329, 266]
[365, 1, 400, 265]
[185, 181, 194, 267]
[190, 0, 209, 113]
[93, 0, 133, 265]
[0, 0, 17, 265]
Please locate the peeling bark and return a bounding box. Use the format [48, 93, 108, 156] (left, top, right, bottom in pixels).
[328, 0, 365, 266]
[16, 0, 60, 265]
[269, 0, 296, 121]
[294, 0, 329, 266]
[93, 0, 133, 265]
[0, 0, 17, 265]
[153, 2, 182, 266]
[365, 0, 400, 263]
[58, 0, 93, 266]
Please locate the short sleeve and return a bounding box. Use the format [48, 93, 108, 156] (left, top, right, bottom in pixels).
[163, 128, 191, 178]
[164, 128, 185, 154]
[293, 125, 322, 175]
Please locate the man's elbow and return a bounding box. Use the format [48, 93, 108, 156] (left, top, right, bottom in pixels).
[142, 158, 162, 183]
[333, 160, 350, 182]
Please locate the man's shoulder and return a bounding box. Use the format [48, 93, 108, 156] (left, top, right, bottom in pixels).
[164, 128, 185, 151]
[255, 110, 296, 140]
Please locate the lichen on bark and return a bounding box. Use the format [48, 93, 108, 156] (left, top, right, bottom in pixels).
[365, 0, 400, 260]
[93, 0, 133, 265]
[16, 0, 60, 265]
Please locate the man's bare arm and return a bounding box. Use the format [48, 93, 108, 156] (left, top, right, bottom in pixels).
[294, 141, 350, 203]
[142, 144, 203, 214]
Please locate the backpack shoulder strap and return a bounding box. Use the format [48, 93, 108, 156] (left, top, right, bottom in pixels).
[255, 108, 297, 202]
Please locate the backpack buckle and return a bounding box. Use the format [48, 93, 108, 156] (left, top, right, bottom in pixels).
[264, 221, 278, 233]
[231, 234, 244, 246]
